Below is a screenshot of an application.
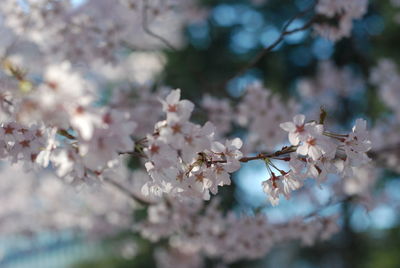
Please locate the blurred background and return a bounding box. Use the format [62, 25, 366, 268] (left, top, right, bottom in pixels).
[1, 0, 400, 267]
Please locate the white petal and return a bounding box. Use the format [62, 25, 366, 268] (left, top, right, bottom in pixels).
[141, 182, 150, 196]
[280, 122, 296, 132]
[230, 138, 243, 149]
[354, 118, 366, 132]
[166, 89, 181, 104]
[293, 114, 305, 125]
[211, 141, 225, 153]
[289, 132, 300, 145]
[202, 121, 215, 136]
[297, 144, 308, 155]
[309, 146, 322, 160]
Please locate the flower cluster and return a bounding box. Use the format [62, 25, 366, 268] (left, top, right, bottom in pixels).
[262, 114, 372, 205]
[0, 163, 137, 235]
[369, 60, 400, 173]
[237, 82, 298, 152]
[17, 62, 95, 129]
[370, 59, 400, 120]
[142, 89, 242, 200]
[0, 0, 206, 64]
[0, 122, 50, 169]
[109, 85, 165, 137]
[139, 198, 340, 264]
[0, 0, 392, 266]
[201, 94, 233, 137]
[314, 0, 368, 41]
[296, 60, 365, 114]
[0, 60, 139, 183]
[46, 108, 136, 183]
[1, 0, 123, 63]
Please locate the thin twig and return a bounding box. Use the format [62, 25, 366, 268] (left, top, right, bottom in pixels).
[234, 146, 296, 163]
[108, 142, 400, 208]
[119, 140, 400, 166]
[120, 145, 297, 164]
[103, 177, 155, 206]
[2, 98, 13, 106]
[226, 2, 317, 84]
[141, 0, 177, 51]
[303, 196, 352, 220]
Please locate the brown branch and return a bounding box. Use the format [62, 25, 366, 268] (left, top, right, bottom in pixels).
[239, 147, 296, 163]
[120, 141, 400, 166]
[120, 145, 297, 165]
[236, 138, 400, 164]
[111, 143, 400, 207]
[57, 129, 77, 140]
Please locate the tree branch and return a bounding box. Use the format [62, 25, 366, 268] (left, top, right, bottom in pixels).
[226, 1, 317, 84]
[103, 177, 155, 206]
[141, 0, 177, 51]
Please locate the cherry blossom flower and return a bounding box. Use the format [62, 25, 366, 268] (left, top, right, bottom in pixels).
[237, 83, 297, 152]
[280, 114, 308, 145]
[211, 138, 243, 172]
[160, 89, 194, 122]
[296, 123, 336, 161]
[262, 171, 303, 206]
[342, 118, 371, 166]
[139, 198, 340, 264]
[142, 90, 243, 200]
[0, 0, 385, 264]
[201, 94, 233, 136]
[314, 0, 368, 41]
